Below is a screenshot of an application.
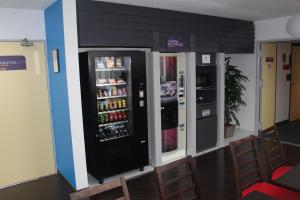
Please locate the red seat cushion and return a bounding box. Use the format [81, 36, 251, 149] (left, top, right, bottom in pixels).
[242, 182, 300, 200]
[272, 166, 292, 180]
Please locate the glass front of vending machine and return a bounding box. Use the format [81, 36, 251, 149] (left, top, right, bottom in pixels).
[160, 53, 187, 163]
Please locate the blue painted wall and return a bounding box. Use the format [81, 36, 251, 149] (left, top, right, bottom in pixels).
[44, 0, 76, 188]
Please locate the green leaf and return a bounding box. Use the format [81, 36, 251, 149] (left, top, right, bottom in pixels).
[224, 57, 248, 125]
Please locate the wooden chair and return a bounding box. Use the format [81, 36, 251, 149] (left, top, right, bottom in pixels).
[230, 135, 300, 200]
[259, 126, 292, 181]
[154, 155, 201, 200]
[70, 177, 130, 200]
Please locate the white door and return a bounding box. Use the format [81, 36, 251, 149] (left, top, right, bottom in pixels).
[0, 42, 56, 188]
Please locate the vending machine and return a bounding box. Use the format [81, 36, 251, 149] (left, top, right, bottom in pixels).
[160, 53, 187, 163]
[79, 51, 148, 183]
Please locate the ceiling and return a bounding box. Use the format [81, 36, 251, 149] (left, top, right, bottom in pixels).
[1, 0, 300, 20]
[95, 0, 300, 21]
[0, 0, 55, 10]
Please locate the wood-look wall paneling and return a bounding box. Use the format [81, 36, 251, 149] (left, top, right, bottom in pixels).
[76, 0, 254, 53]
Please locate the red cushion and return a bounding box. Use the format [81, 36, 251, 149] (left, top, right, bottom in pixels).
[242, 182, 300, 200]
[272, 166, 292, 180]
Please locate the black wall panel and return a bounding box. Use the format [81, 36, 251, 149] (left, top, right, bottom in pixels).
[77, 0, 254, 53]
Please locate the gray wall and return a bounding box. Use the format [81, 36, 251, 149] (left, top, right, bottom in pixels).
[76, 0, 254, 53]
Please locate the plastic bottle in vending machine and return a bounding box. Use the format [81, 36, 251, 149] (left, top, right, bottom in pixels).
[122, 88, 127, 96]
[97, 114, 101, 123]
[122, 99, 126, 108]
[104, 100, 108, 111]
[99, 101, 103, 111]
[114, 99, 118, 109]
[97, 101, 101, 112]
[100, 113, 105, 124]
[118, 99, 122, 109]
[104, 113, 109, 123]
[108, 100, 113, 110]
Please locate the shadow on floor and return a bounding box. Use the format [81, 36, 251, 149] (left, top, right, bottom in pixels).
[277, 120, 300, 146]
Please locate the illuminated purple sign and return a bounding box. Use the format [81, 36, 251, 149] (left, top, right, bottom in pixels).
[167, 37, 184, 51]
[0, 56, 26, 71]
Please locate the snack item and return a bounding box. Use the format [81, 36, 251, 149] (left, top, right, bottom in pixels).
[108, 79, 116, 84]
[116, 57, 122, 67]
[99, 101, 104, 111]
[95, 57, 105, 69]
[117, 89, 123, 97]
[112, 86, 117, 96]
[97, 79, 107, 84]
[116, 78, 125, 83]
[106, 57, 115, 68]
[122, 88, 127, 96]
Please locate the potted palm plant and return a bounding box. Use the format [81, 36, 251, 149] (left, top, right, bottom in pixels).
[224, 57, 249, 138]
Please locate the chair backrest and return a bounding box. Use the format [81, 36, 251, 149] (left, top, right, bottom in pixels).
[229, 136, 265, 199]
[70, 177, 130, 200]
[154, 155, 201, 200]
[259, 126, 286, 178]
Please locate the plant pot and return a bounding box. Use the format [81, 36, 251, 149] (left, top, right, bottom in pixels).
[224, 124, 236, 138]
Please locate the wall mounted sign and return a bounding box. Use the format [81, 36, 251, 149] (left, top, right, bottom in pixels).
[283, 64, 291, 70]
[0, 56, 26, 71]
[282, 53, 287, 63]
[202, 54, 211, 64]
[167, 37, 184, 51]
[266, 57, 274, 62]
[52, 49, 59, 73]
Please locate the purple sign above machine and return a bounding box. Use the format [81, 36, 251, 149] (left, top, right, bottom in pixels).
[167, 37, 184, 51]
[0, 56, 26, 71]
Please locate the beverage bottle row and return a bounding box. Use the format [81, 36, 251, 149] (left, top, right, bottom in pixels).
[97, 86, 127, 98]
[97, 124, 129, 140]
[97, 98, 127, 111]
[98, 111, 127, 124]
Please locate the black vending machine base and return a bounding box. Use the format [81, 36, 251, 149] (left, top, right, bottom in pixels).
[196, 116, 217, 152]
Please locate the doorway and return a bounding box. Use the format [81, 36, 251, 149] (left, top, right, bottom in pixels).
[259, 42, 300, 145]
[290, 45, 300, 121]
[0, 42, 56, 188]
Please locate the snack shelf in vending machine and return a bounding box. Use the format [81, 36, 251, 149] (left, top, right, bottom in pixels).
[97, 95, 127, 100]
[96, 83, 126, 87]
[95, 68, 127, 72]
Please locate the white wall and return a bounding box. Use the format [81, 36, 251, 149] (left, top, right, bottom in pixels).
[226, 54, 256, 132]
[276, 43, 291, 123]
[255, 16, 300, 42]
[0, 7, 45, 40]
